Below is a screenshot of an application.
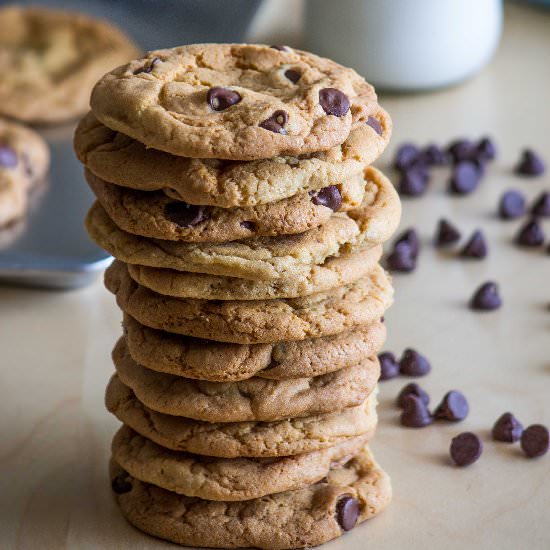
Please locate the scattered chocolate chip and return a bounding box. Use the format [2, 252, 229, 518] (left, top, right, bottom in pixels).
[394, 228, 420, 259]
[476, 136, 497, 161]
[386, 242, 416, 273]
[434, 391, 469, 422]
[310, 185, 342, 211]
[449, 161, 481, 195]
[164, 202, 208, 227]
[134, 56, 160, 74]
[284, 69, 301, 83]
[469, 281, 502, 311]
[111, 472, 132, 494]
[397, 382, 430, 408]
[207, 87, 242, 111]
[435, 218, 461, 247]
[335, 495, 360, 531]
[460, 230, 488, 259]
[447, 139, 475, 163]
[400, 395, 433, 428]
[240, 221, 256, 231]
[0, 145, 17, 168]
[499, 190, 526, 219]
[400, 348, 431, 377]
[420, 144, 448, 166]
[516, 218, 545, 247]
[450, 432, 483, 467]
[394, 144, 420, 171]
[270, 44, 290, 51]
[259, 110, 288, 134]
[492, 412, 523, 443]
[319, 88, 350, 117]
[398, 168, 429, 197]
[515, 149, 545, 177]
[531, 192, 550, 217]
[520, 424, 549, 458]
[366, 116, 383, 135]
[378, 352, 400, 381]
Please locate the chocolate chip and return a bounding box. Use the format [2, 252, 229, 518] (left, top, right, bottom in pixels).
[164, 202, 208, 227]
[447, 139, 475, 163]
[310, 185, 342, 211]
[400, 395, 433, 428]
[420, 144, 448, 166]
[449, 161, 481, 195]
[469, 281, 502, 311]
[398, 168, 429, 197]
[395, 228, 420, 259]
[259, 110, 288, 134]
[460, 230, 488, 259]
[492, 412, 523, 443]
[394, 144, 420, 171]
[386, 242, 416, 273]
[284, 69, 301, 83]
[335, 495, 360, 531]
[520, 424, 549, 458]
[270, 45, 290, 51]
[397, 383, 430, 408]
[319, 88, 350, 117]
[435, 218, 461, 247]
[476, 137, 496, 161]
[378, 352, 400, 381]
[0, 145, 17, 168]
[111, 472, 132, 494]
[516, 219, 545, 247]
[207, 87, 242, 112]
[450, 432, 483, 467]
[434, 391, 469, 422]
[134, 56, 160, 74]
[515, 149, 546, 177]
[366, 116, 383, 135]
[400, 348, 431, 377]
[531, 192, 550, 217]
[499, 190, 526, 219]
[240, 221, 256, 231]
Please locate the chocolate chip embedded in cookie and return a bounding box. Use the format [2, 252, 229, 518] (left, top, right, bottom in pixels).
[90, 44, 385, 160]
[109, 445, 391, 549]
[104, 261, 393, 344]
[0, 6, 140, 123]
[0, 118, 49, 227]
[74, 112, 391, 208]
[123, 314, 386, 382]
[112, 425, 370, 501]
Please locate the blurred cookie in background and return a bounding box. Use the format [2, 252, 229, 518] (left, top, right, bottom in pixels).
[0, 118, 49, 227]
[0, 5, 140, 124]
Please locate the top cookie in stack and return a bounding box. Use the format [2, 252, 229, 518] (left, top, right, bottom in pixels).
[76, 43, 400, 549]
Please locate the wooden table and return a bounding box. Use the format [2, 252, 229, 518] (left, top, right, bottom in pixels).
[1, 3, 549, 548]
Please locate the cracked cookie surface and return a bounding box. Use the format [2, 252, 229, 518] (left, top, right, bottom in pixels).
[90, 43, 384, 160]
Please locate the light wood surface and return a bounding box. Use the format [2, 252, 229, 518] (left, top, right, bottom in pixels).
[1, 3, 549, 549]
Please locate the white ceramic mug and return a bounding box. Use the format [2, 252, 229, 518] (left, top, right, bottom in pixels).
[304, 0, 503, 90]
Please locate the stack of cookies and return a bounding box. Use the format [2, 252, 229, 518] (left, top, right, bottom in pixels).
[75, 44, 401, 549]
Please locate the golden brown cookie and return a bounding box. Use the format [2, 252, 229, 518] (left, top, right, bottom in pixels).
[90, 44, 385, 160]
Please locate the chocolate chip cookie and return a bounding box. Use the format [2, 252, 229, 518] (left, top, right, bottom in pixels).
[112, 425, 369, 501]
[90, 44, 385, 160]
[74, 111, 391, 207]
[106, 375, 378, 457]
[0, 6, 140, 123]
[109, 445, 391, 548]
[105, 261, 393, 344]
[123, 314, 386, 381]
[112, 337, 379, 422]
[0, 118, 49, 226]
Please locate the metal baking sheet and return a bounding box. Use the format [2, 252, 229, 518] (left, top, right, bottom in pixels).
[0, 0, 260, 289]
